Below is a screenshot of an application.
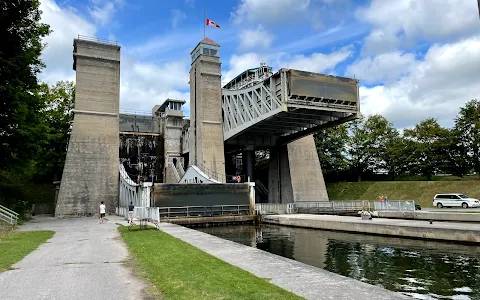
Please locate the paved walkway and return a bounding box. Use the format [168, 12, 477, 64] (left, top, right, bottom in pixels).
[158, 222, 408, 300]
[0, 216, 150, 300]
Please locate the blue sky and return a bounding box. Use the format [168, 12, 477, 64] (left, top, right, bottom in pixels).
[40, 0, 480, 128]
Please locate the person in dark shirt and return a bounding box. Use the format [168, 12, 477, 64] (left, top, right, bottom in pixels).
[128, 202, 134, 223]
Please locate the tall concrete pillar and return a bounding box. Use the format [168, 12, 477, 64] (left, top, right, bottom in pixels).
[189, 38, 225, 180]
[268, 135, 328, 203]
[55, 37, 120, 217]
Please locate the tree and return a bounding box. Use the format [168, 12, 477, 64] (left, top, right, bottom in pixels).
[314, 125, 349, 179]
[34, 81, 75, 182]
[454, 99, 480, 176]
[0, 0, 51, 173]
[346, 116, 373, 182]
[403, 118, 452, 180]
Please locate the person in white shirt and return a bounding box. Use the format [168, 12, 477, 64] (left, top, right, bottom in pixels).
[99, 201, 106, 224]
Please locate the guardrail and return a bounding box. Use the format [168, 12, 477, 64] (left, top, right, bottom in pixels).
[255, 203, 294, 215]
[374, 200, 416, 211]
[0, 205, 19, 225]
[78, 34, 118, 45]
[294, 201, 372, 214]
[159, 205, 251, 218]
[116, 206, 160, 222]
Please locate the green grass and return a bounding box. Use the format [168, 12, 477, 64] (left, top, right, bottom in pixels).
[119, 226, 302, 300]
[327, 180, 480, 208]
[0, 230, 54, 272]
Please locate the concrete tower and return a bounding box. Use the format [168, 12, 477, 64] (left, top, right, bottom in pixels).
[55, 37, 121, 217]
[189, 38, 226, 180]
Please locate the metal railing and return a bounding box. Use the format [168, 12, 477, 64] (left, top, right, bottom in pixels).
[374, 200, 416, 211]
[77, 34, 118, 46]
[255, 203, 294, 215]
[294, 201, 372, 214]
[190, 160, 227, 183]
[159, 205, 251, 219]
[0, 205, 19, 225]
[116, 207, 160, 223]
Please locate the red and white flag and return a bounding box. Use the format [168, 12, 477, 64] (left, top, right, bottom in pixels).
[206, 18, 220, 28]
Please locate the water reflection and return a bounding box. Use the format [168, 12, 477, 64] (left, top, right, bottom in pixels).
[197, 225, 480, 299]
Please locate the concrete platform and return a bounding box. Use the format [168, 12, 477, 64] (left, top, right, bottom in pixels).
[263, 214, 480, 244]
[379, 210, 480, 222]
[158, 222, 407, 300]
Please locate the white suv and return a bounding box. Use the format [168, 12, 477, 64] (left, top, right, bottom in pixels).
[433, 193, 480, 208]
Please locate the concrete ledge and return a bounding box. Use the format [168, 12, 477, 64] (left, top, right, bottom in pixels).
[158, 222, 407, 300]
[379, 210, 480, 222]
[263, 214, 480, 244]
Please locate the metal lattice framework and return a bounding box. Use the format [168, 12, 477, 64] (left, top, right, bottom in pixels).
[181, 68, 360, 152]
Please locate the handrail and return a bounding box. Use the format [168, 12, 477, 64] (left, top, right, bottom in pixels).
[171, 162, 181, 182]
[158, 204, 251, 218]
[0, 206, 18, 225]
[190, 160, 227, 183]
[77, 34, 118, 46]
[0, 204, 19, 216]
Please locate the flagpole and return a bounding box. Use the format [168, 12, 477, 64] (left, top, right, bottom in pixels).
[203, 7, 206, 38]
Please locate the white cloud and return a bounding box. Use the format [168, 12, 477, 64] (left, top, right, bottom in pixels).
[358, 36, 480, 128]
[120, 58, 190, 112]
[345, 51, 417, 84]
[89, 0, 124, 26]
[185, 0, 195, 7]
[222, 53, 263, 84]
[238, 26, 273, 50]
[39, 0, 190, 114]
[39, 0, 97, 84]
[279, 45, 353, 74]
[170, 9, 187, 29]
[231, 0, 310, 26]
[222, 46, 353, 85]
[356, 0, 479, 55]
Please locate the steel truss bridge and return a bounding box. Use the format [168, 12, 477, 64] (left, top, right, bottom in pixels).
[182, 68, 360, 153]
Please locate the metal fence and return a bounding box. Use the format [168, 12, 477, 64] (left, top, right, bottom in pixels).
[374, 200, 416, 211]
[0, 205, 19, 225]
[116, 206, 160, 223]
[159, 205, 251, 218]
[294, 201, 372, 214]
[255, 203, 294, 215]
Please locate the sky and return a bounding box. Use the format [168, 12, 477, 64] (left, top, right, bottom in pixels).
[39, 0, 480, 129]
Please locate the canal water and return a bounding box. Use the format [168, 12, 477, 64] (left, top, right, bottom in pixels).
[197, 224, 480, 299]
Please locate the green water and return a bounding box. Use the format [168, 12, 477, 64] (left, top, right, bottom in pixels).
[197, 224, 480, 299]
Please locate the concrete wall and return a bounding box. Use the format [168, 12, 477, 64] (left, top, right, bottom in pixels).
[153, 183, 251, 207]
[189, 53, 226, 179]
[268, 135, 328, 203]
[55, 39, 120, 217]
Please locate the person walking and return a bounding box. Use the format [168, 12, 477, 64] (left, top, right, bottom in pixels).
[99, 201, 106, 224]
[128, 202, 134, 223]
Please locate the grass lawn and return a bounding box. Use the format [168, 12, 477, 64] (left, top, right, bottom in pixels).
[119, 226, 302, 300]
[327, 181, 480, 208]
[0, 230, 54, 272]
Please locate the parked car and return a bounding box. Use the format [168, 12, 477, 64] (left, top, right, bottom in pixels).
[433, 193, 480, 208]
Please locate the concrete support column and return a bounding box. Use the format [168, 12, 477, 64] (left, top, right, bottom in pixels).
[242, 147, 255, 182]
[268, 135, 329, 203]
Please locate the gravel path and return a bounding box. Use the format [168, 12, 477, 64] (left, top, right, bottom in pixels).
[0, 215, 150, 300]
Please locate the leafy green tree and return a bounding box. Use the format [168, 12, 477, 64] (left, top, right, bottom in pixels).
[314, 125, 349, 179]
[346, 115, 373, 182]
[0, 0, 51, 174]
[454, 99, 480, 176]
[34, 81, 75, 182]
[403, 118, 451, 180]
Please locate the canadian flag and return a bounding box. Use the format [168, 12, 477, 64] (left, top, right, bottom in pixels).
[206, 18, 220, 28]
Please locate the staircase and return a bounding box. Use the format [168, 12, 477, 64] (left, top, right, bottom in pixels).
[255, 180, 268, 202]
[0, 205, 19, 225]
